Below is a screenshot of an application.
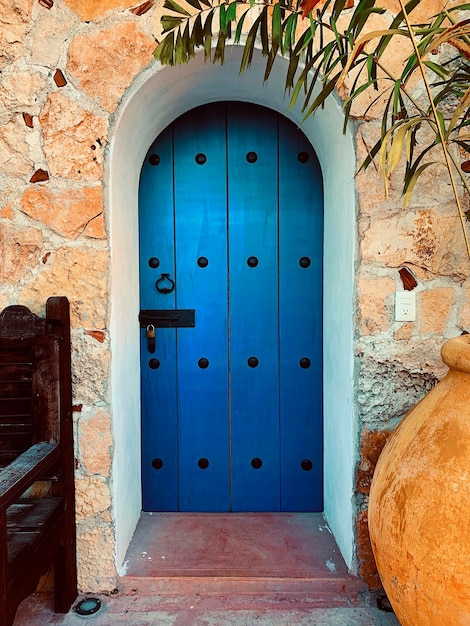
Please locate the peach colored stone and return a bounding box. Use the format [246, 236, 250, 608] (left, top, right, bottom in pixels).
[75, 475, 111, 520]
[418, 287, 455, 335]
[358, 276, 395, 335]
[30, 6, 75, 67]
[20, 186, 104, 239]
[379, 0, 462, 21]
[0, 116, 33, 177]
[39, 93, 108, 181]
[79, 408, 113, 476]
[369, 335, 470, 625]
[67, 21, 155, 113]
[72, 333, 111, 406]
[361, 209, 468, 280]
[0, 69, 48, 117]
[0, 0, 33, 68]
[19, 246, 108, 327]
[341, 13, 416, 120]
[0, 203, 14, 220]
[394, 322, 414, 341]
[62, 0, 137, 21]
[83, 213, 106, 239]
[76, 524, 116, 590]
[0, 223, 44, 283]
[458, 283, 470, 332]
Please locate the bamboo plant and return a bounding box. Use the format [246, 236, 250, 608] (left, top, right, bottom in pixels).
[154, 0, 470, 252]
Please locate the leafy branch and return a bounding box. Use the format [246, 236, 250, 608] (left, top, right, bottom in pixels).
[155, 0, 470, 253]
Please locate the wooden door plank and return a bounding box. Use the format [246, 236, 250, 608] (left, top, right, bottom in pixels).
[279, 116, 324, 511]
[228, 103, 281, 512]
[139, 127, 179, 511]
[174, 103, 230, 512]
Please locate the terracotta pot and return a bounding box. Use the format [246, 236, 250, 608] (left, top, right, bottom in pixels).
[368, 335, 470, 626]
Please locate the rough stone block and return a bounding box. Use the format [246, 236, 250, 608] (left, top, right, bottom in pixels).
[358, 276, 396, 335]
[62, 0, 138, 21]
[67, 21, 155, 113]
[79, 408, 113, 477]
[39, 92, 108, 181]
[418, 287, 456, 335]
[19, 246, 109, 327]
[20, 185, 104, 238]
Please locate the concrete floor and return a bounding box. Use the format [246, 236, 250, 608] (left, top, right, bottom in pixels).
[14, 592, 400, 625]
[13, 513, 400, 625]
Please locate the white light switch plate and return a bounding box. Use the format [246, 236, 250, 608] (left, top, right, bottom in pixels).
[395, 291, 416, 322]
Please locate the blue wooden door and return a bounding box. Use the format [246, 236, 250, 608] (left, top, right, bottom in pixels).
[139, 102, 323, 512]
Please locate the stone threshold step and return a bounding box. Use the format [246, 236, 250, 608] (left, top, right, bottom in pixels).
[119, 574, 367, 610]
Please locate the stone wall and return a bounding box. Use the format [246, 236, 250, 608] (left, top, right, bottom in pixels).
[0, 0, 468, 591]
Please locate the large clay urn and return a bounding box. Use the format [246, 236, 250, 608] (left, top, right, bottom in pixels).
[369, 335, 470, 626]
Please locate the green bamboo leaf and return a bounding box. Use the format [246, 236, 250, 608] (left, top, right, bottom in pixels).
[163, 0, 191, 15]
[343, 78, 375, 107]
[272, 3, 282, 50]
[282, 13, 297, 55]
[425, 19, 470, 52]
[337, 29, 408, 88]
[289, 66, 309, 108]
[240, 12, 263, 72]
[285, 51, 301, 91]
[423, 60, 449, 80]
[375, 0, 420, 58]
[358, 136, 382, 172]
[226, 2, 237, 22]
[403, 162, 442, 208]
[213, 31, 227, 64]
[331, 0, 347, 23]
[347, 6, 386, 38]
[154, 31, 176, 64]
[192, 13, 204, 47]
[161, 16, 185, 34]
[366, 53, 374, 81]
[260, 6, 269, 56]
[204, 10, 214, 61]
[401, 53, 417, 83]
[180, 20, 193, 61]
[449, 88, 470, 134]
[392, 79, 401, 119]
[348, 0, 377, 38]
[302, 70, 342, 119]
[219, 4, 227, 33]
[234, 9, 249, 43]
[435, 110, 447, 142]
[174, 28, 187, 64]
[184, 0, 202, 10]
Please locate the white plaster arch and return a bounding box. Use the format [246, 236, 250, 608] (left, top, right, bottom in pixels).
[108, 45, 357, 573]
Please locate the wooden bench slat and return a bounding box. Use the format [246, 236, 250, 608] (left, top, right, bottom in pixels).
[7, 498, 63, 531]
[0, 443, 59, 510]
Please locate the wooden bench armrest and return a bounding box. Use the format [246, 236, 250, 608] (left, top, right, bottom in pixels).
[0, 443, 60, 511]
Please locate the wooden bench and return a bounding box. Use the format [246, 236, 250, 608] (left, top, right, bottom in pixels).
[0, 297, 77, 626]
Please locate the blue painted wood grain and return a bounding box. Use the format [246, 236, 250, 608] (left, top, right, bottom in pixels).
[173, 104, 230, 511]
[139, 103, 324, 512]
[139, 126, 178, 510]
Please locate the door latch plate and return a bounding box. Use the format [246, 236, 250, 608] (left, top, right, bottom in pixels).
[139, 309, 195, 328]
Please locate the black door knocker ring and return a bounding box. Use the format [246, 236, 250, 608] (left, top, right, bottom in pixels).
[155, 273, 175, 294]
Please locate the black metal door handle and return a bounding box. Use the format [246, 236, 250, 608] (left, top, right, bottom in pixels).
[155, 273, 175, 294]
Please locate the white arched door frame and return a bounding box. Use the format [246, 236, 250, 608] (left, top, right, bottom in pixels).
[107, 45, 357, 573]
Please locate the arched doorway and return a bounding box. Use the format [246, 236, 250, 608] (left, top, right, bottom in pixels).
[139, 102, 324, 513]
[108, 46, 357, 573]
